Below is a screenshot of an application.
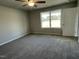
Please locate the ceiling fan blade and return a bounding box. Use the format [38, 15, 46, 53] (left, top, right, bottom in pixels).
[16, 0, 21, 1]
[35, 1, 46, 3]
[22, 4, 27, 7]
[28, 0, 30, 2]
[16, 0, 25, 2]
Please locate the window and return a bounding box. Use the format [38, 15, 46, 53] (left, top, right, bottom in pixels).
[51, 10, 61, 28]
[40, 12, 50, 28]
[40, 10, 61, 28]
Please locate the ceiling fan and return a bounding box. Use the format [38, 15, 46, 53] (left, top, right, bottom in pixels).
[16, 0, 46, 7]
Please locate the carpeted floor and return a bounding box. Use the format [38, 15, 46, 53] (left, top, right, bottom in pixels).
[0, 35, 79, 59]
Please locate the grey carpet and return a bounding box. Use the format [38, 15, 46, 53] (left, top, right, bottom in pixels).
[0, 35, 79, 59]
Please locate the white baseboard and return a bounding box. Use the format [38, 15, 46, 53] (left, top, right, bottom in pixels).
[0, 33, 29, 46]
[32, 32, 62, 35]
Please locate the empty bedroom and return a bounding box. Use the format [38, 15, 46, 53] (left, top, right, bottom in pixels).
[0, 0, 79, 59]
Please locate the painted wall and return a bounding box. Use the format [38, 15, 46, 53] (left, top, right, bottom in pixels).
[0, 5, 29, 45]
[29, 11, 62, 35]
[29, 2, 77, 35]
[78, 0, 79, 36]
[62, 7, 77, 36]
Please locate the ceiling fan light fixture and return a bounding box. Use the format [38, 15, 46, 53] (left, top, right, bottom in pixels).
[15, 0, 46, 7]
[28, 1, 35, 7]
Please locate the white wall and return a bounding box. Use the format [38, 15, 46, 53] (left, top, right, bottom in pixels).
[29, 8, 77, 36]
[78, 0, 79, 36]
[0, 5, 29, 45]
[77, 0, 79, 42]
[74, 7, 78, 36]
[29, 2, 76, 35]
[62, 7, 77, 36]
[29, 11, 62, 35]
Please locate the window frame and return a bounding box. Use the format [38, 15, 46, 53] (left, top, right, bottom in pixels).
[50, 9, 62, 28]
[40, 11, 50, 28]
[40, 9, 62, 29]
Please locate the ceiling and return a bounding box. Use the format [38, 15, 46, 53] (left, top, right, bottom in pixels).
[0, 0, 77, 10]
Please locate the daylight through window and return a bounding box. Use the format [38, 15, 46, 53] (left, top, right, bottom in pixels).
[40, 10, 61, 28]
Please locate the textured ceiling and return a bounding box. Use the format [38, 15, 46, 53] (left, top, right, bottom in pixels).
[0, 0, 77, 10]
